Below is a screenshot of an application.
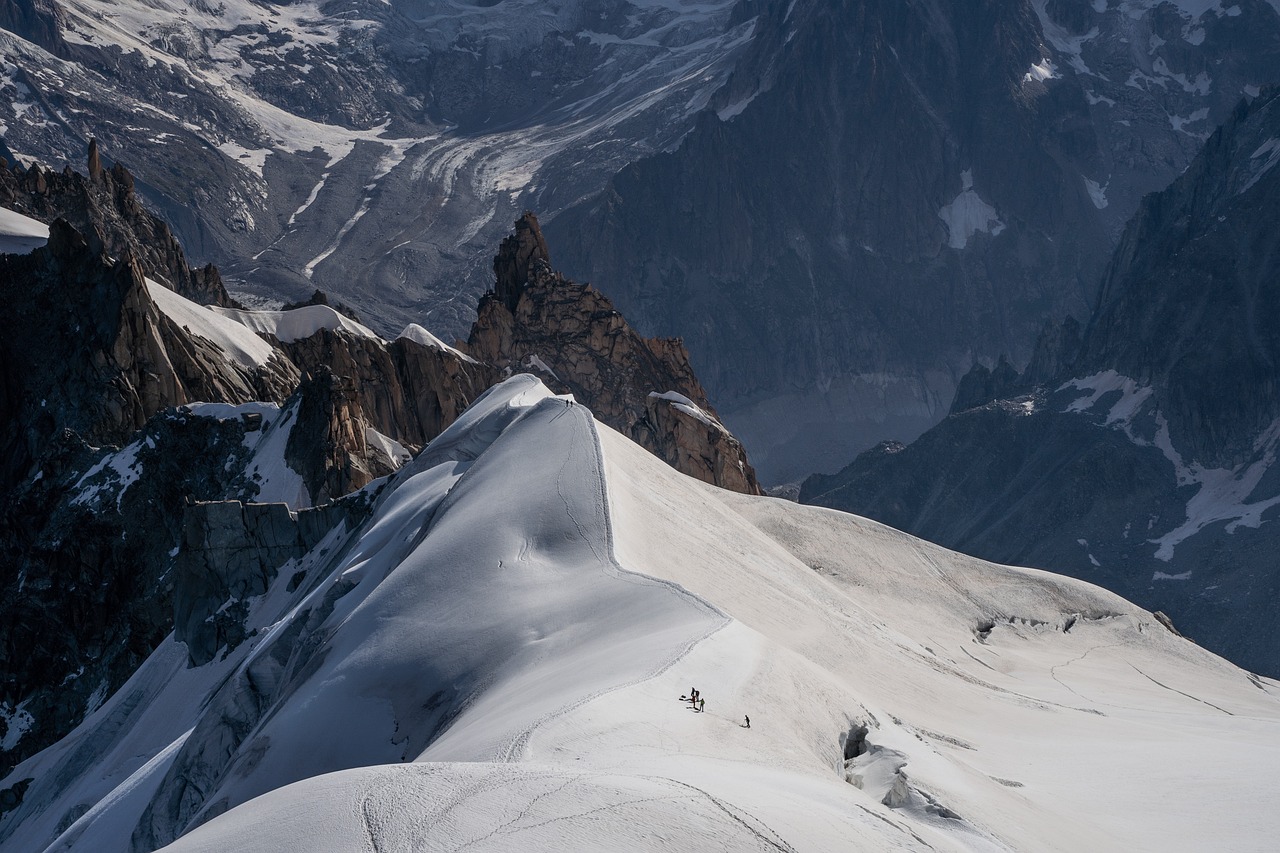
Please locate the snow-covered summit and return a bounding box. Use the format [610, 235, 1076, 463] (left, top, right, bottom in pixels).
[4, 375, 1278, 852]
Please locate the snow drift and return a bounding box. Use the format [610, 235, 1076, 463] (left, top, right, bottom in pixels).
[3, 375, 1279, 852]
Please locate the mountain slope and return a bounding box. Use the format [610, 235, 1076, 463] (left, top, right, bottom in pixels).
[0, 0, 755, 333]
[548, 0, 1280, 482]
[2, 376, 1278, 851]
[801, 87, 1280, 676]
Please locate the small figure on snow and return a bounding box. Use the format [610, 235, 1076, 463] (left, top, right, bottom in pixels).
[744, 715, 750, 729]
[699, 697, 706, 713]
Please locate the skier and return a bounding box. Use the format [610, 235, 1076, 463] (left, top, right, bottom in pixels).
[744, 715, 750, 729]
[699, 697, 706, 713]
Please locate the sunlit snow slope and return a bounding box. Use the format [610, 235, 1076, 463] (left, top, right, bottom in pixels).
[4, 376, 1279, 852]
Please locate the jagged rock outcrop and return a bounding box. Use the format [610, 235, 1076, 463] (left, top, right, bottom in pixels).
[281, 329, 497, 455]
[0, 140, 234, 307]
[284, 367, 398, 505]
[0, 409, 268, 775]
[468, 213, 760, 494]
[0, 218, 297, 492]
[801, 89, 1280, 676]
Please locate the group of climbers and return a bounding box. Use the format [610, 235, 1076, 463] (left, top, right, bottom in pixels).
[683, 687, 750, 728]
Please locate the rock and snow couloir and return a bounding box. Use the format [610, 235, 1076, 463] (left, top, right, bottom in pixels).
[2, 375, 1278, 851]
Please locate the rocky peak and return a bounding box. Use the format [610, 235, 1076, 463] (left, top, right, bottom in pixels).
[0, 140, 234, 307]
[493, 211, 552, 312]
[0, 217, 296, 493]
[949, 355, 1023, 415]
[470, 214, 760, 495]
[1021, 316, 1082, 388]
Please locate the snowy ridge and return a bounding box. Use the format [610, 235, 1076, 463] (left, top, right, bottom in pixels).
[210, 303, 380, 344]
[145, 279, 279, 370]
[4, 376, 1279, 851]
[397, 322, 477, 363]
[0, 205, 49, 254]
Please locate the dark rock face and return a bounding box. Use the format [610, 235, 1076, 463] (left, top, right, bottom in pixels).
[174, 498, 365, 667]
[1078, 93, 1280, 470]
[0, 218, 297, 494]
[0, 143, 236, 307]
[0, 410, 268, 774]
[468, 213, 761, 495]
[284, 368, 398, 506]
[801, 89, 1280, 676]
[547, 0, 1280, 482]
[0, 0, 66, 58]
[281, 330, 497, 456]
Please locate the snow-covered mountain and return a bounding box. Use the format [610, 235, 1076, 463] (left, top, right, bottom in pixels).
[801, 87, 1280, 677]
[6, 0, 1279, 485]
[0, 0, 755, 332]
[2, 373, 1279, 851]
[0, 165, 757, 779]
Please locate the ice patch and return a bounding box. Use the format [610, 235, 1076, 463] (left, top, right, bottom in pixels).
[1149, 417, 1280, 561]
[938, 171, 1004, 250]
[523, 353, 559, 380]
[1242, 137, 1280, 194]
[1153, 570, 1193, 581]
[1025, 58, 1059, 83]
[648, 390, 724, 431]
[1030, 1, 1099, 75]
[364, 427, 413, 469]
[1085, 177, 1109, 209]
[0, 700, 34, 751]
[1063, 373, 1280, 560]
[717, 91, 758, 121]
[72, 439, 145, 509]
[1170, 108, 1211, 134]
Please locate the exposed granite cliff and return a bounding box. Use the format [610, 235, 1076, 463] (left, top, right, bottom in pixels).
[0, 218, 297, 493]
[468, 213, 760, 495]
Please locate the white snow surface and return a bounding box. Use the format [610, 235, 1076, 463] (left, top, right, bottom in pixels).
[938, 171, 1005, 249]
[649, 390, 725, 431]
[1061, 371, 1280, 560]
[0, 205, 49, 254]
[397, 322, 477, 363]
[210, 303, 380, 344]
[145, 279, 278, 370]
[6, 375, 1280, 852]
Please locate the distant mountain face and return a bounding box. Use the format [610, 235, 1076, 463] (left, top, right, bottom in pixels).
[801, 88, 1280, 677]
[0, 0, 755, 332]
[4, 0, 1278, 483]
[548, 0, 1280, 482]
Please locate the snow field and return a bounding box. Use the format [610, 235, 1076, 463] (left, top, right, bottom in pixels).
[5, 376, 1280, 852]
